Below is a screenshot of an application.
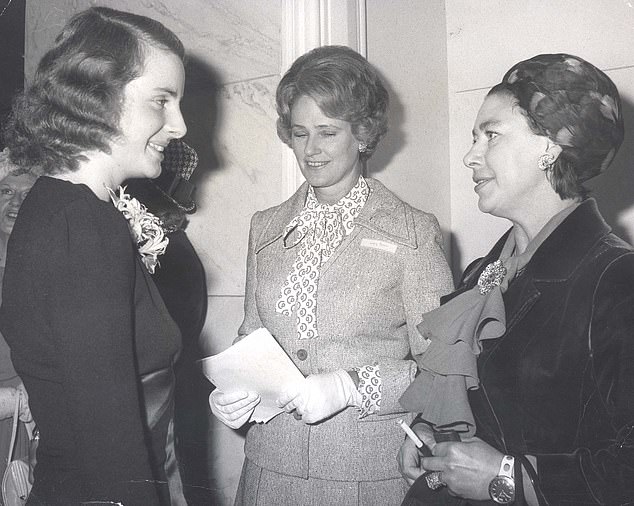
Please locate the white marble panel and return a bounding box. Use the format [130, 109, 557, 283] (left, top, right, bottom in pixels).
[446, 0, 634, 93]
[185, 75, 284, 296]
[366, 0, 452, 253]
[155, 0, 281, 84]
[198, 295, 245, 356]
[25, 0, 281, 83]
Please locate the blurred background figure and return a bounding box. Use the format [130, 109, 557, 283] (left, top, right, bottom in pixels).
[0, 149, 35, 500]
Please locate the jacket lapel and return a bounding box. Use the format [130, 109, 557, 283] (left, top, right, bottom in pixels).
[320, 179, 417, 274]
[254, 183, 308, 254]
[254, 178, 418, 271]
[355, 179, 417, 249]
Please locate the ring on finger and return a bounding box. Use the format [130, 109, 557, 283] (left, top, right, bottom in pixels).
[425, 471, 446, 490]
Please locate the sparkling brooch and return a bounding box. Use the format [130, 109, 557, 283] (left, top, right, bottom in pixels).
[477, 260, 507, 295]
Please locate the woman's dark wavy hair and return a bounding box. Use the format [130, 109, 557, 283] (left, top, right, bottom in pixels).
[276, 45, 389, 161]
[3, 7, 185, 175]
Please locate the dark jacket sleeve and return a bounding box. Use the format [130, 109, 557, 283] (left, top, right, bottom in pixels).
[535, 253, 634, 504]
[46, 200, 162, 504]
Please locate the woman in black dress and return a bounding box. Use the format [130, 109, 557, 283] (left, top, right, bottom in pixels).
[0, 7, 188, 505]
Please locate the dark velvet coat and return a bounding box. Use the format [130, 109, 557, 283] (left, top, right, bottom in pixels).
[451, 199, 634, 505]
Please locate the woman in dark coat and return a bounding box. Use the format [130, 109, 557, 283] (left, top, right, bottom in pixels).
[398, 54, 634, 505]
[0, 7, 188, 505]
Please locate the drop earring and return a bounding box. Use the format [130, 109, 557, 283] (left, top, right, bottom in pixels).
[358, 143, 367, 153]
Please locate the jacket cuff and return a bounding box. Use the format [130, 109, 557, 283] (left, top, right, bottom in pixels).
[375, 358, 417, 414]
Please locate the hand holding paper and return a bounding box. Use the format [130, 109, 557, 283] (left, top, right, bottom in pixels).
[200, 328, 305, 423]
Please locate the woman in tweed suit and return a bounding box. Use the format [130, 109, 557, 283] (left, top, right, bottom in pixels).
[211, 45, 454, 505]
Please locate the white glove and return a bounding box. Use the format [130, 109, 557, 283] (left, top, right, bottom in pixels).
[209, 390, 260, 429]
[277, 369, 361, 424]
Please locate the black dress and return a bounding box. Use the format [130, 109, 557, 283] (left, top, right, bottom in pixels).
[0, 177, 182, 505]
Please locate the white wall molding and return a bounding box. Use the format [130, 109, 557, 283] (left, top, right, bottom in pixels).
[280, 0, 367, 198]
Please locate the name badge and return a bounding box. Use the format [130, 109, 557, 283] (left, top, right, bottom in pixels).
[360, 238, 398, 254]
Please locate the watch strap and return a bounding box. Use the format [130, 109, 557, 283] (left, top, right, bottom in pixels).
[499, 455, 515, 478]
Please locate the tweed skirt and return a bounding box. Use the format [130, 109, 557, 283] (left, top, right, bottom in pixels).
[234, 457, 408, 506]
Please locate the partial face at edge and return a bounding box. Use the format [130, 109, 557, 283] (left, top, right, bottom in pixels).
[0, 173, 37, 236]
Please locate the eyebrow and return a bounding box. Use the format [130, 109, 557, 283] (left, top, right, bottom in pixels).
[473, 120, 503, 136]
[154, 87, 179, 97]
[291, 123, 342, 129]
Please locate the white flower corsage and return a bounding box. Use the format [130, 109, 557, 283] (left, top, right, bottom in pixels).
[108, 186, 169, 274]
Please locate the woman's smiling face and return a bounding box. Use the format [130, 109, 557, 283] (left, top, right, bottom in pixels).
[107, 44, 187, 184]
[290, 95, 362, 204]
[463, 91, 557, 222]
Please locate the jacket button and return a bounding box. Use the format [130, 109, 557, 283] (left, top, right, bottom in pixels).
[297, 349, 308, 361]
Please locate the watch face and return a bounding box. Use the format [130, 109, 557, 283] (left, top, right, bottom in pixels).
[489, 476, 515, 504]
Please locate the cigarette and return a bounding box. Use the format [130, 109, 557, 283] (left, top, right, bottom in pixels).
[398, 419, 423, 448]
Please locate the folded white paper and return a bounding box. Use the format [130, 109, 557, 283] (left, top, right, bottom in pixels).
[200, 327, 305, 423]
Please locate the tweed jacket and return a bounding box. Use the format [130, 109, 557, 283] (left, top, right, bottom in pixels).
[452, 199, 634, 505]
[238, 178, 453, 482]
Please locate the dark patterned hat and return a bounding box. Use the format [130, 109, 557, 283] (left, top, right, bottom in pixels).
[154, 139, 199, 213]
[500, 53, 624, 183]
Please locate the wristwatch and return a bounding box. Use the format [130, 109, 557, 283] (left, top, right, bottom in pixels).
[489, 454, 515, 504]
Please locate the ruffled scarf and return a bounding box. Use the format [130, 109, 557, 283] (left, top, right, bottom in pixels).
[400, 203, 579, 436]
